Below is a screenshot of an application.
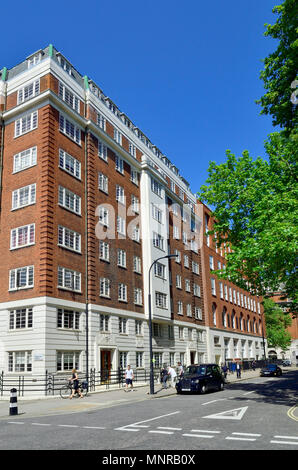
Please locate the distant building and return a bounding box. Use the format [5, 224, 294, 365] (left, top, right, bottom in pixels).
[270, 292, 298, 364]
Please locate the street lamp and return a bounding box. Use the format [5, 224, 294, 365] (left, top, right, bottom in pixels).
[148, 253, 178, 395]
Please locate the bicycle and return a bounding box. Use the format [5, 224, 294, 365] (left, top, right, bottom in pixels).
[60, 379, 88, 399]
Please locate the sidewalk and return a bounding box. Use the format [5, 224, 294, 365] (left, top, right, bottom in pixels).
[0, 367, 295, 421]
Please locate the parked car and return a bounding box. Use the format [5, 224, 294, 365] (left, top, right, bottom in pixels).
[176, 364, 225, 394]
[260, 364, 282, 377]
[282, 360, 291, 367]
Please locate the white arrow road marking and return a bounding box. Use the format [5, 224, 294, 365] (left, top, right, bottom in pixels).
[115, 411, 180, 432]
[203, 406, 248, 420]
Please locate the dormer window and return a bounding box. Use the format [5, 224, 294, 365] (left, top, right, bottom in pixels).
[27, 52, 42, 69]
[57, 55, 72, 75]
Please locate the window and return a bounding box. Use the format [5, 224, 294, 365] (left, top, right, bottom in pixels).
[152, 204, 163, 223]
[153, 353, 162, 368]
[59, 149, 81, 179]
[186, 304, 192, 317]
[168, 325, 174, 340]
[233, 289, 237, 304]
[212, 304, 217, 325]
[153, 323, 163, 337]
[98, 206, 109, 226]
[170, 180, 176, 193]
[177, 301, 183, 315]
[58, 186, 81, 215]
[194, 307, 203, 320]
[57, 309, 80, 330]
[237, 291, 241, 306]
[184, 255, 189, 268]
[98, 172, 108, 193]
[119, 352, 128, 369]
[119, 317, 127, 334]
[9, 308, 33, 330]
[59, 114, 81, 144]
[194, 283, 201, 297]
[211, 278, 216, 296]
[117, 249, 126, 268]
[57, 351, 80, 372]
[58, 226, 81, 253]
[12, 183, 36, 210]
[173, 225, 180, 239]
[98, 140, 108, 161]
[151, 178, 163, 197]
[8, 351, 32, 372]
[13, 146, 37, 173]
[9, 266, 34, 291]
[229, 287, 233, 303]
[134, 288, 143, 305]
[179, 327, 184, 340]
[155, 292, 167, 309]
[132, 225, 140, 242]
[58, 82, 80, 112]
[116, 185, 125, 204]
[131, 169, 139, 185]
[153, 232, 164, 250]
[185, 279, 191, 292]
[129, 142, 136, 158]
[100, 314, 109, 332]
[117, 216, 126, 236]
[225, 285, 229, 301]
[209, 255, 214, 270]
[115, 155, 124, 174]
[27, 53, 41, 68]
[131, 195, 139, 214]
[175, 250, 181, 263]
[15, 111, 38, 137]
[58, 56, 72, 75]
[97, 113, 106, 131]
[219, 282, 224, 299]
[114, 128, 122, 145]
[154, 262, 166, 279]
[176, 275, 182, 289]
[58, 267, 81, 292]
[192, 261, 199, 274]
[136, 352, 143, 368]
[118, 284, 127, 302]
[10, 224, 35, 250]
[135, 320, 143, 335]
[133, 256, 142, 274]
[99, 241, 110, 262]
[100, 278, 110, 298]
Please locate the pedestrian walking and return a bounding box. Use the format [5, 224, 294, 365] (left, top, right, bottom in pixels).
[221, 363, 228, 380]
[69, 369, 83, 398]
[252, 360, 256, 371]
[124, 365, 134, 392]
[160, 365, 169, 389]
[236, 362, 241, 378]
[167, 365, 177, 388]
[177, 361, 184, 377]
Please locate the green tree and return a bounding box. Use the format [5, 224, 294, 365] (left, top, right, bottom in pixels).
[263, 298, 292, 350]
[256, 0, 298, 138]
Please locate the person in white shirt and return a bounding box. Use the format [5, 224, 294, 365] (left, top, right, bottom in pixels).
[124, 365, 134, 392]
[167, 366, 177, 388]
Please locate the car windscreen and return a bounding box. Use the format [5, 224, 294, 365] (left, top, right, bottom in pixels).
[267, 365, 277, 370]
[184, 366, 206, 376]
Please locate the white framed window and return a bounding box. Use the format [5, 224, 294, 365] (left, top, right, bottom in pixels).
[9, 308, 33, 330]
[97, 113, 106, 131]
[211, 278, 216, 296]
[155, 292, 167, 309]
[57, 351, 80, 372]
[58, 56, 72, 75]
[57, 309, 80, 330]
[131, 195, 139, 213]
[117, 216, 126, 236]
[15, 111, 38, 137]
[9, 265, 34, 291]
[99, 241, 110, 262]
[257, 302, 261, 314]
[186, 304, 192, 317]
[118, 284, 127, 302]
[184, 255, 189, 268]
[119, 317, 127, 334]
[135, 320, 143, 336]
[132, 225, 140, 242]
[209, 255, 214, 270]
[98, 140, 108, 161]
[185, 279, 191, 292]
[136, 351, 144, 368]
[59, 149, 81, 179]
[194, 307, 203, 320]
[176, 275, 182, 289]
[154, 262, 166, 279]
[27, 53, 41, 68]
[58, 82, 80, 112]
[233, 289, 237, 304]
[116, 185, 125, 204]
[98, 206, 109, 226]
[13, 146, 37, 173]
[58, 186, 81, 215]
[115, 155, 124, 174]
[219, 282, 224, 299]
[225, 285, 229, 301]
[182, 231, 188, 245]
[58, 226, 81, 253]
[114, 128, 122, 145]
[153, 323, 163, 338]
[151, 177, 163, 197]
[237, 291, 241, 306]
[192, 261, 199, 274]
[244, 295, 247, 309]
[18, 80, 40, 104]
[100, 278, 110, 298]
[134, 288, 143, 305]
[58, 267, 81, 292]
[175, 250, 181, 263]
[59, 113, 81, 144]
[177, 301, 183, 315]
[100, 314, 109, 332]
[129, 142, 136, 158]
[12, 183, 36, 210]
[117, 249, 126, 268]
[10, 224, 35, 250]
[152, 204, 163, 223]
[131, 169, 139, 185]
[194, 283, 201, 297]
[170, 180, 176, 193]
[98, 172, 108, 193]
[153, 232, 164, 250]
[229, 287, 233, 303]
[173, 225, 180, 239]
[119, 351, 128, 369]
[8, 351, 32, 372]
[133, 256, 142, 274]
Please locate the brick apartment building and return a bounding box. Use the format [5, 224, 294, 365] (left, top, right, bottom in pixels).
[0, 45, 266, 378]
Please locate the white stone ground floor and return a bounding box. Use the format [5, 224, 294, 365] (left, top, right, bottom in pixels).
[0, 296, 268, 377]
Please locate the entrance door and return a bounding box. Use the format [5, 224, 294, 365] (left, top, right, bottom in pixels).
[190, 351, 196, 364]
[101, 350, 111, 383]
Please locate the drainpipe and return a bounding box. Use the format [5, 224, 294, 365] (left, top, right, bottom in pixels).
[84, 75, 89, 388]
[0, 67, 7, 212]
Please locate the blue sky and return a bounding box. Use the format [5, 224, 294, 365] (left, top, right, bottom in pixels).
[1, 0, 278, 194]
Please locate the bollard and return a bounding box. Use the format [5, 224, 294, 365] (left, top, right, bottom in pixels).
[10, 388, 18, 416]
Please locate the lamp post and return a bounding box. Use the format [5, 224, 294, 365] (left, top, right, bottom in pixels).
[148, 254, 178, 395]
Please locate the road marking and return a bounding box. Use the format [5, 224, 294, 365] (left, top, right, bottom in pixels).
[183, 433, 214, 439]
[82, 426, 106, 430]
[226, 436, 256, 441]
[243, 391, 256, 396]
[232, 432, 261, 437]
[287, 406, 298, 422]
[273, 435, 298, 440]
[157, 427, 182, 431]
[270, 440, 298, 446]
[115, 411, 180, 432]
[203, 406, 248, 420]
[58, 424, 79, 428]
[202, 399, 226, 406]
[149, 430, 174, 435]
[7, 422, 24, 425]
[191, 429, 221, 434]
[31, 423, 51, 426]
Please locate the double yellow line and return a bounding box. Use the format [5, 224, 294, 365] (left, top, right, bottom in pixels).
[287, 405, 298, 421]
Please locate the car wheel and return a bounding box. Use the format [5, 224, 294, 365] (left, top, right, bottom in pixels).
[200, 384, 207, 394]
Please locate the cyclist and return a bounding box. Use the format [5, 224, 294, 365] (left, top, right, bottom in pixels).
[69, 368, 83, 399]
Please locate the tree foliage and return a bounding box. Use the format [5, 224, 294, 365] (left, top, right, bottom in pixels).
[256, 0, 298, 138]
[263, 298, 292, 350]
